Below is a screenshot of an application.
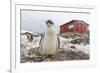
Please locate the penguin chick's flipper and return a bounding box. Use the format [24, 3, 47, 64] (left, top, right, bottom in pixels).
[39, 33, 45, 55]
[56, 34, 60, 53]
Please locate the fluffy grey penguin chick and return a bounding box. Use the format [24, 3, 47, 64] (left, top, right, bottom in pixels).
[39, 20, 60, 56]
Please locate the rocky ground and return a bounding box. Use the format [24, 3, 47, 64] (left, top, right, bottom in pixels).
[20, 31, 90, 63]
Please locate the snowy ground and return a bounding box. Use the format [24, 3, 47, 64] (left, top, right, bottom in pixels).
[20, 31, 90, 63]
[60, 36, 89, 55]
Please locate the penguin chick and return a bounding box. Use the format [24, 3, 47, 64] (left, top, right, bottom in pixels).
[39, 20, 60, 56]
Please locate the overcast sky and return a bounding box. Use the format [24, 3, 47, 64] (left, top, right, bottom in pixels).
[21, 10, 90, 33]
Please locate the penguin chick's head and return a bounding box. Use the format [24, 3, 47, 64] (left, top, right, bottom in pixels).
[25, 32, 33, 42]
[45, 20, 54, 27]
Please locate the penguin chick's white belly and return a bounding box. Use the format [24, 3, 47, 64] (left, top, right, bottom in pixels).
[42, 27, 57, 55]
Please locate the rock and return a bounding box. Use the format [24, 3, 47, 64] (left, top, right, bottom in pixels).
[33, 56, 43, 62]
[43, 58, 52, 62]
[70, 38, 82, 44]
[70, 46, 76, 49]
[66, 50, 89, 60]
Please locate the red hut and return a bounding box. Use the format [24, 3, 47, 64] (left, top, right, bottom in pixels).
[60, 20, 89, 33]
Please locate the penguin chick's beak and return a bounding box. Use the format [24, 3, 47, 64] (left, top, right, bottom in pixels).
[45, 21, 50, 27]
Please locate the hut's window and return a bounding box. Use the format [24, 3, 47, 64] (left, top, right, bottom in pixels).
[67, 24, 74, 30]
